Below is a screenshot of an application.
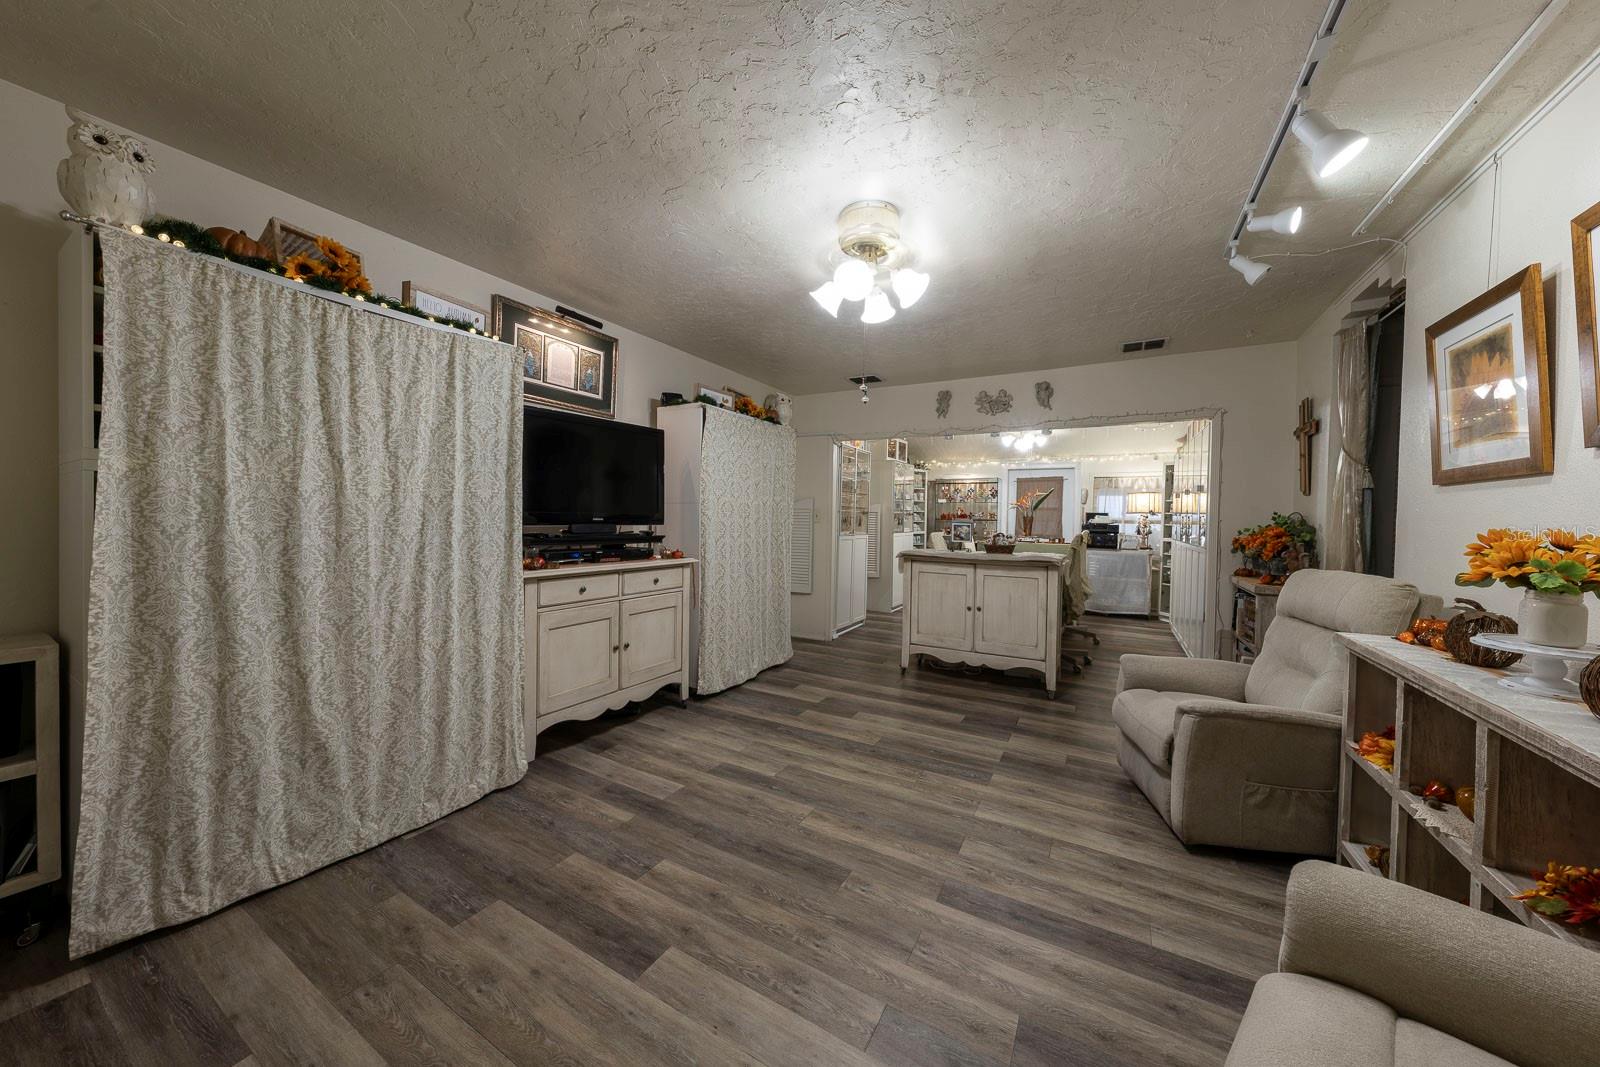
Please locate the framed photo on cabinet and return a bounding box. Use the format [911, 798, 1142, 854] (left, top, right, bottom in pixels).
[1424, 264, 1551, 485]
[493, 296, 618, 418]
[1573, 199, 1600, 448]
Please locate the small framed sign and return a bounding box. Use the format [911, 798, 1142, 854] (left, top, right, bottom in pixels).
[401, 282, 488, 332]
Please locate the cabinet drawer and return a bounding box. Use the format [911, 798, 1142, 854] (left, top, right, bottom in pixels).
[539, 572, 620, 607]
[623, 567, 683, 596]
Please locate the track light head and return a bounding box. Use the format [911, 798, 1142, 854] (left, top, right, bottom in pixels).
[1246, 205, 1304, 235]
[1228, 254, 1271, 286]
[1291, 109, 1368, 178]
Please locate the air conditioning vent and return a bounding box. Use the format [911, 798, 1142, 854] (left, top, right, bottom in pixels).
[847, 374, 882, 385]
[1121, 337, 1169, 353]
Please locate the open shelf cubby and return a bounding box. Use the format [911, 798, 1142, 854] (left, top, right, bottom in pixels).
[1336, 633, 1600, 952]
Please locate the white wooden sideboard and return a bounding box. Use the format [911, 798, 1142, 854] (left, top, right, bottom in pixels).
[523, 558, 695, 757]
[898, 549, 1066, 698]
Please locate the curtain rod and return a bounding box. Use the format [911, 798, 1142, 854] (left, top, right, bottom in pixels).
[63, 211, 516, 349]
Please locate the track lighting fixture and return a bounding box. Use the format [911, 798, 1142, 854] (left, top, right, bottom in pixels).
[1228, 254, 1271, 286]
[1246, 205, 1303, 235]
[1290, 108, 1368, 178]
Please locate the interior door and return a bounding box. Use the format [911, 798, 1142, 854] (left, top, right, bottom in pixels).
[908, 562, 974, 650]
[620, 592, 682, 688]
[538, 601, 620, 711]
[974, 566, 1049, 659]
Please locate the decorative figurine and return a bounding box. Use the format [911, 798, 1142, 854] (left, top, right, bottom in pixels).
[57, 106, 156, 226]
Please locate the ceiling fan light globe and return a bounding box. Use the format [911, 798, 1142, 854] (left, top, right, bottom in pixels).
[890, 268, 930, 308]
[809, 281, 843, 316]
[833, 259, 876, 302]
[860, 288, 896, 324]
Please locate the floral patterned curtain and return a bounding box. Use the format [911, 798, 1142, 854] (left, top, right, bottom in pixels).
[70, 229, 526, 956]
[1328, 324, 1372, 572]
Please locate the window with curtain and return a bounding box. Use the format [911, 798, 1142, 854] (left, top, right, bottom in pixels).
[1091, 474, 1162, 538]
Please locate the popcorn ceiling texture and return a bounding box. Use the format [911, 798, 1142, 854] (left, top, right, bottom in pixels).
[1, 0, 1595, 392]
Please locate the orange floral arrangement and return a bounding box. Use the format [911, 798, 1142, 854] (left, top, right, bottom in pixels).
[1457, 528, 1600, 597]
[1356, 726, 1395, 772]
[731, 394, 781, 423]
[1514, 862, 1600, 927]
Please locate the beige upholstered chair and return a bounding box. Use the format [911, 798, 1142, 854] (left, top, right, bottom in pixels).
[1228, 860, 1600, 1067]
[1114, 570, 1418, 854]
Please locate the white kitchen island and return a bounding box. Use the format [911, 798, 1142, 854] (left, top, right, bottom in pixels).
[898, 549, 1067, 698]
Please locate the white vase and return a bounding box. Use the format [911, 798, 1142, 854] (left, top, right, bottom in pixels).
[1518, 589, 1590, 649]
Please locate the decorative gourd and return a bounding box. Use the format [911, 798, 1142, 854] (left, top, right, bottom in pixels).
[1581, 656, 1600, 722]
[204, 226, 269, 260]
[1443, 598, 1521, 668]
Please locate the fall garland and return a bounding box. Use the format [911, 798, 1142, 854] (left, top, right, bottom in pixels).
[136, 216, 484, 335]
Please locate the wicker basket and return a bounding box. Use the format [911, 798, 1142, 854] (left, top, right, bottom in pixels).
[1581, 656, 1600, 721]
[1442, 598, 1521, 668]
[983, 542, 1015, 554]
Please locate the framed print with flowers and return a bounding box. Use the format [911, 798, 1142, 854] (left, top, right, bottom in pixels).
[1573, 198, 1600, 448]
[492, 296, 618, 418]
[1424, 264, 1551, 486]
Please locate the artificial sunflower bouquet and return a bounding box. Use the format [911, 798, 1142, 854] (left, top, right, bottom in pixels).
[282, 235, 372, 296]
[1455, 528, 1600, 597]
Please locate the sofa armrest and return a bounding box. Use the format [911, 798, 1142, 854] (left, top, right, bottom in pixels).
[1170, 702, 1341, 854]
[1277, 860, 1600, 1067]
[1116, 654, 1249, 701]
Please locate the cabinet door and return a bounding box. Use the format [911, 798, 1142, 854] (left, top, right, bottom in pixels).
[908, 562, 973, 650]
[974, 566, 1049, 659]
[834, 537, 855, 629]
[850, 538, 867, 623]
[538, 602, 620, 711]
[620, 592, 683, 688]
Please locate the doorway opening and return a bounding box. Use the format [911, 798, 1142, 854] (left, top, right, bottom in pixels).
[1365, 301, 1404, 578]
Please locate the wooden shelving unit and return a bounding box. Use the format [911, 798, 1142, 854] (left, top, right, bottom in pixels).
[1, 634, 61, 914]
[931, 478, 999, 540]
[1337, 633, 1600, 951]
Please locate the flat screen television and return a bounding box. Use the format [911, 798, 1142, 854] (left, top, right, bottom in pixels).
[522, 407, 664, 526]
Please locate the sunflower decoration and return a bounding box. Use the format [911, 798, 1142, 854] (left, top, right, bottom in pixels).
[313, 235, 372, 296]
[281, 254, 323, 283]
[1457, 528, 1600, 597]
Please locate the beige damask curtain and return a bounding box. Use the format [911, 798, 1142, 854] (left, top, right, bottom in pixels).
[1327, 323, 1373, 572]
[71, 229, 525, 957]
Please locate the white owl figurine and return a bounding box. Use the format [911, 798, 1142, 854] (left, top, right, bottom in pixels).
[56, 106, 156, 226]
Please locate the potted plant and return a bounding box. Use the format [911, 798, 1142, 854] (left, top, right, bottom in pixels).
[1456, 528, 1600, 648]
[1010, 488, 1054, 538]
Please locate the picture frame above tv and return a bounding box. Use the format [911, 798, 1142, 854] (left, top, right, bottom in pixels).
[494, 296, 619, 419]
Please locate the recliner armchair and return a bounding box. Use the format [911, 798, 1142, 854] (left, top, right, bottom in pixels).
[1114, 569, 1418, 854]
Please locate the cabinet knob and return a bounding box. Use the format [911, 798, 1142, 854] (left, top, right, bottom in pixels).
[612, 645, 620, 652]
[977, 606, 983, 612]
[579, 585, 587, 594]
[966, 606, 972, 612]
[624, 642, 631, 649]
[653, 577, 660, 585]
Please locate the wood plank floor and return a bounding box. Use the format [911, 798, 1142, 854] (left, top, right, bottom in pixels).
[1, 613, 1293, 1066]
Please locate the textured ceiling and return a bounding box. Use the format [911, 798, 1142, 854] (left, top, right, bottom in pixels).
[4, 1, 1596, 393]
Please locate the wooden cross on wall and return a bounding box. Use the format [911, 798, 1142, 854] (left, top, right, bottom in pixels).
[1293, 397, 1320, 496]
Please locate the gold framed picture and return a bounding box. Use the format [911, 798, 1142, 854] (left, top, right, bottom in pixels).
[1424, 264, 1551, 485]
[492, 296, 618, 418]
[1573, 198, 1600, 448]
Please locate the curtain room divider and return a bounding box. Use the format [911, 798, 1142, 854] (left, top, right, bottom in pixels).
[69, 228, 526, 956]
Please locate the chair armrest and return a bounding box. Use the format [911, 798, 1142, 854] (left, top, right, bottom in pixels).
[1116, 655, 1249, 701]
[1174, 699, 1340, 729]
[1277, 861, 1600, 1067]
[1169, 702, 1342, 854]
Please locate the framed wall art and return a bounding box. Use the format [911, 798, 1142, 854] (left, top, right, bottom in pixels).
[402, 282, 488, 332]
[1573, 198, 1600, 448]
[1424, 264, 1551, 485]
[492, 296, 618, 418]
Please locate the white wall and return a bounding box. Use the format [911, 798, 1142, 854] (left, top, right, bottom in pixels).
[0, 76, 773, 637]
[793, 343, 1301, 650]
[1294, 54, 1600, 639]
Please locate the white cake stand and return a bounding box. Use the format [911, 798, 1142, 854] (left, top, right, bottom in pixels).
[1470, 633, 1600, 698]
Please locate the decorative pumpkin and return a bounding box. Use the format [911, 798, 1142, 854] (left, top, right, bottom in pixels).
[1455, 785, 1476, 821]
[1443, 598, 1521, 668]
[203, 225, 270, 260]
[1581, 656, 1600, 722]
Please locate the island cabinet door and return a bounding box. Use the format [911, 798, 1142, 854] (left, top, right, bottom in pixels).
[908, 562, 974, 651]
[974, 566, 1050, 659]
[538, 601, 621, 711]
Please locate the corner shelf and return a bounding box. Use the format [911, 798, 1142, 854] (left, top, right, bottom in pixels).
[0, 634, 61, 902]
[1336, 634, 1600, 951]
